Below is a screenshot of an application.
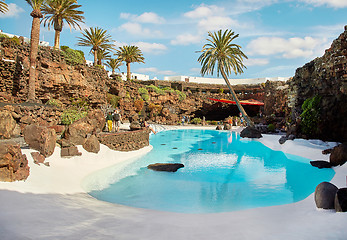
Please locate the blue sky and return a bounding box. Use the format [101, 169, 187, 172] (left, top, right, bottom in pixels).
[1, 0, 346, 80]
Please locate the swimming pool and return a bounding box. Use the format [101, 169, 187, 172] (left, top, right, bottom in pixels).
[85, 129, 335, 213]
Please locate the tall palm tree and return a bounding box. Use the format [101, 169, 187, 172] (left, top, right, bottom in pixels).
[26, 0, 46, 102]
[0, 0, 8, 13]
[77, 27, 114, 66]
[105, 58, 123, 75]
[198, 29, 254, 127]
[116, 45, 144, 81]
[42, 0, 85, 50]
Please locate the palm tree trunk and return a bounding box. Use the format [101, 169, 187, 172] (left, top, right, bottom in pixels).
[221, 70, 254, 127]
[54, 30, 61, 50]
[126, 62, 131, 81]
[93, 50, 98, 66]
[28, 16, 41, 102]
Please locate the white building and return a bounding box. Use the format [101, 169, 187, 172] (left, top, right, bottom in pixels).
[119, 72, 150, 81]
[0, 30, 50, 47]
[163, 76, 289, 85]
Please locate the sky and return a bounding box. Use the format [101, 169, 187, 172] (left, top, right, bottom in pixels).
[0, 0, 346, 80]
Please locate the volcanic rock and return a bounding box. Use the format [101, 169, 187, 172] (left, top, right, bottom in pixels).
[61, 146, 82, 157]
[314, 182, 338, 209]
[0, 110, 17, 139]
[23, 124, 57, 157]
[147, 163, 184, 172]
[329, 143, 347, 166]
[310, 160, 332, 169]
[335, 188, 347, 212]
[0, 142, 29, 182]
[240, 127, 262, 138]
[31, 152, 45, 165]
[82, 135, 100, 153]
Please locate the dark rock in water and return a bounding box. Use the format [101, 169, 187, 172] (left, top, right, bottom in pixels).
[329, 143, 347, 166]
[279, 136, 287, 144]
[147, 163, 184, 172]
[240, 127, 262, 138]
[314, 182, 338, 209]
[310, 160, 332, 169]
[216, 126, 222, 130]
[335, 188, 347, 212]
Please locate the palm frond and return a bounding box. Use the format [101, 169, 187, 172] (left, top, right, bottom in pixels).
[0, 0, 8, 14]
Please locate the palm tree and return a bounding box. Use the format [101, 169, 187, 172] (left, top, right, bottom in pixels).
[0, 0, 8, 13]
[26, 0, 46, 102]
[105, 58, 123, 75]
[77, 27, 114, 66]
[95, 48, 111, 65]
[116, 45, 144, 81]
[198, 29, 254, 127]
[42, 0, 85, 50]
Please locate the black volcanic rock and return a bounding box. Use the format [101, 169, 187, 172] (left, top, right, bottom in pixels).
[147, 163, 184, 172]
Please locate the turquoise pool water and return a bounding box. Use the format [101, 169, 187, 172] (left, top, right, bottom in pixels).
[87, 129, 335, 213]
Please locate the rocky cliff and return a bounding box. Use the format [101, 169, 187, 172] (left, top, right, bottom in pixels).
[0, 39, 107, 107]
[289, 26, 347, 142]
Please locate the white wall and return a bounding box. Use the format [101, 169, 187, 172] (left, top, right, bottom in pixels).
[0, 30, 50, 47]
[119, 72, 150, 81]
[164, 76, 290, 85]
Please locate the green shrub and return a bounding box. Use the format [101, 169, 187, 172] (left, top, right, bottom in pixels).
[218, 88, 224, 94]
[141, 94, 149, 101]
[147, 85, 165, 95]
[163, 87, 175, 94]
[175, 90, 186, 101]
[300, 95, 321, 136]
[0, 33, 9, 40]
[267, 123, 276, 132]
[10, 36, 20, 45]
[138, 87, 148, 95]
[191, 118, 202, 124]
[71, 97, 89, 111]
[46, 98, 63, 108]
[61, 46, 85, 65]
[106, 93, 120, 108]
[61, 108, 87, 125]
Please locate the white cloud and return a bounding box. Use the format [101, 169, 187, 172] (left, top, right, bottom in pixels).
[184, 4, 223, 19]
[119, 22, 162, 37]
[120, 12, 165, 24]
[300, 0, 347, 8]
[247, 36, 326, 59]
[244, 58, 269, 66]
[134, 42, 167, 55]
[170, 33, 202, 45]
[137, 67, 176, 76]
[198, 16, 238, 32]
[0, 3, 24, 18]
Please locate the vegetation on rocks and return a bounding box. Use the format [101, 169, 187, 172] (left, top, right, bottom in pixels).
[300, 95, 321, 136]
[46, 98, 64, 108]
[61, 46, 85, 65]
[106, 93, 120, 108]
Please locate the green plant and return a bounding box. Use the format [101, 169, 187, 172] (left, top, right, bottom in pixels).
[10, 36, 20, 45]
[191, 117, 202, 124]
[211, 120, 218, 125]
[70, 97, 89, 111]
[300, 95, 321, 136]
[46, 98, 63, 108]
[61, 107, 87, 125]
[147, 85, 165, 95]
[163, 87, 175, 94]
[218, 88, 224, 94]
[61, 46, 85, 65]
[175, 90, 186, 101]
[106, 93, 120, 108]
[267, 123, 275, 132]
[138, 87, 148, 95]
[141, 94, 149, 101]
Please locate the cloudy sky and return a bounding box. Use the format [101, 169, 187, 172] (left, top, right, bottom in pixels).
[1, 0, 346, 79]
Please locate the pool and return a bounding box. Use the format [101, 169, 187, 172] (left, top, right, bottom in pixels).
[85, 129, 335, 213]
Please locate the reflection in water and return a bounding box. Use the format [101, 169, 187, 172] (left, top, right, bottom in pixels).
[88, 130, 335, 213]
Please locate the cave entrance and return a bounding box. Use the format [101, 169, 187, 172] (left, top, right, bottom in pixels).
[193, 102, 262, 121]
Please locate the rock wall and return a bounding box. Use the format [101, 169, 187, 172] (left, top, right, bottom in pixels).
[0, 39, 107, 107]
[289, 26, 347, 142]
[98, 128, 150, 152]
